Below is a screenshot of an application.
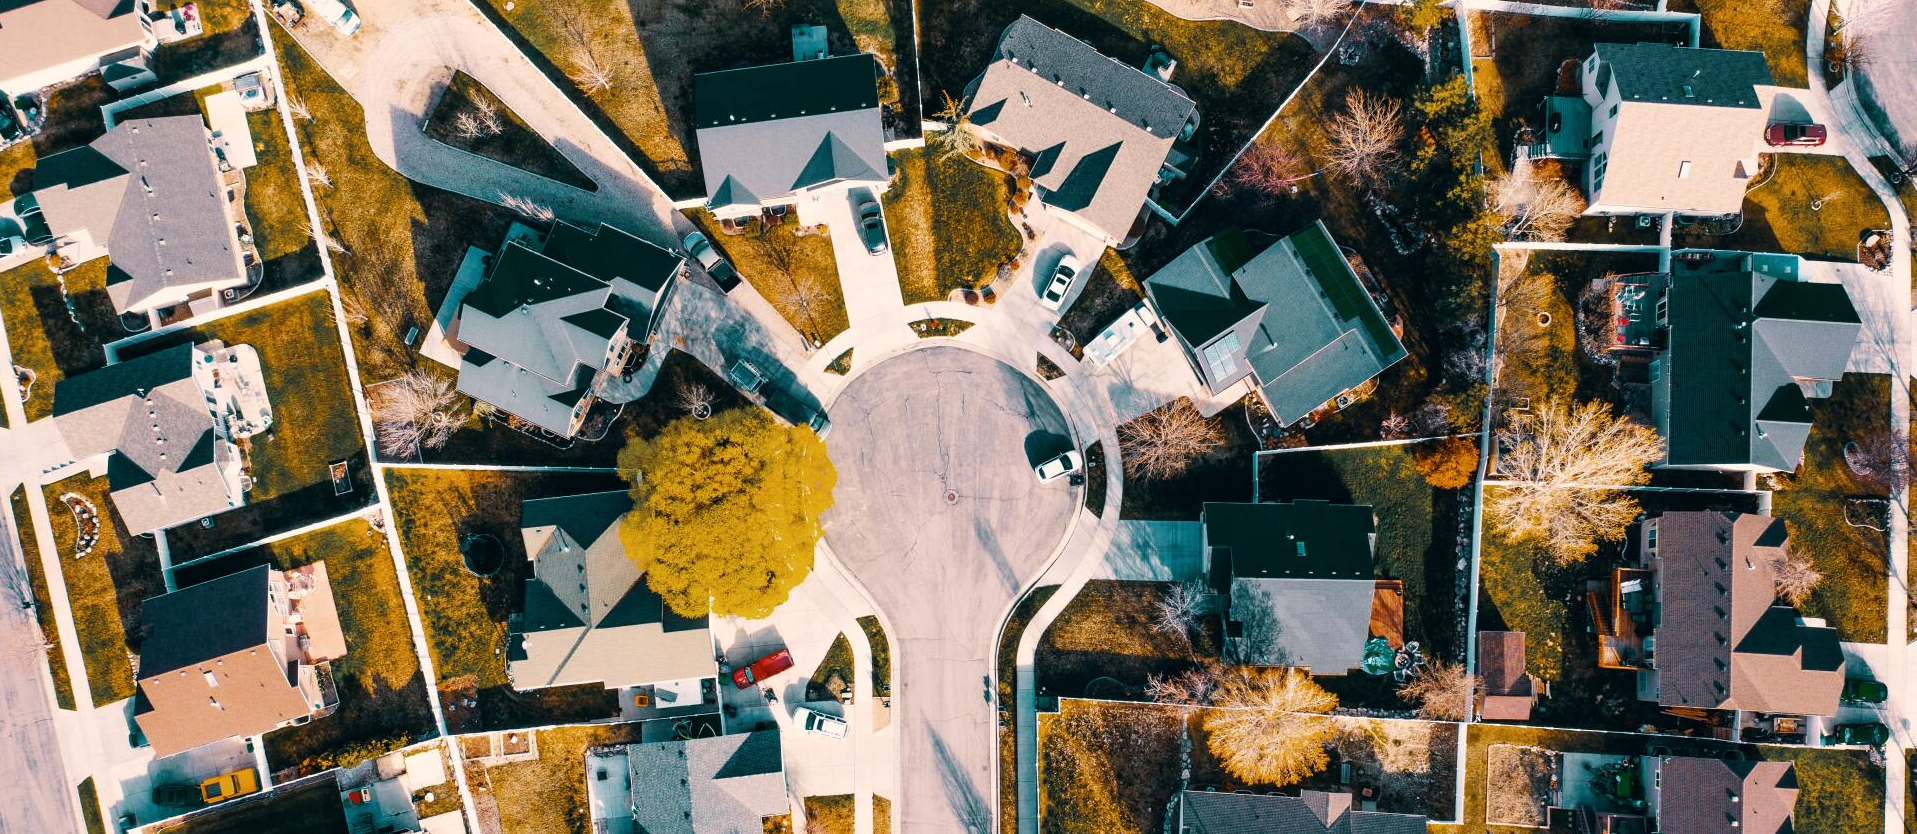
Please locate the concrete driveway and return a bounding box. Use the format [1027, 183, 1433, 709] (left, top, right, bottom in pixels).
[821, 345, 1078, 834]
[797, 189, 905, 333]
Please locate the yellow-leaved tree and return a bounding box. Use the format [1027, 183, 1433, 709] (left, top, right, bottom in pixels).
[618, 408, 836, 619]
[1202, 667, 1337, 786]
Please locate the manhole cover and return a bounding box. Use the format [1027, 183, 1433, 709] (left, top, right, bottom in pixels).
[944, 490, 959, 505]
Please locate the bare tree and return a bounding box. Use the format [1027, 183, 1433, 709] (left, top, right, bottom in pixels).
[1286, 0, 1351, 26]
[1214, 142, 1312, 199]
[286, 94, 312, 121]
[371, 370, 466, 459]
[930, 91, 983, 161]
[450, 110, 486, 140]
[1202, 667, 1338, 786]
[1326, 89, 1403, 187]
[1772, 551, 1823, 607]
[1486, 399, 1662, 562]
[500, 193, 556, 223]
[1119, 399, 1224, 480]
[1146, 664, 1221, 706]
[677, 382, 715, 418]
[1397, 661, 1477, 720]
[743, 0, 787, 18]
[1381, 412, 1411, 440]
[472, 98, 504, 136]
[545, 0, 617, 93]
[303, 161, 332, 190]
[1493, 164, 1586, 242]
[1151, 579, 1208, 656]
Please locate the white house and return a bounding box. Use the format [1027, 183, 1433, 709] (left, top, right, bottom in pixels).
[0, 0, 158, 95]
[691, 54, 889, 222]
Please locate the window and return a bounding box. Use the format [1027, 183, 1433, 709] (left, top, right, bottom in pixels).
[1649, 359, 1661, 383]
[1202, 333, 1242, 381]
[1608, 103, 1618, 118]
[1646, 521, 1658, 552]
[1587, 54, 1598, 71]
[1587, 130, 1603, 150]
[1677, 160, 1692, 179]
[1591, 152, 1608, 193]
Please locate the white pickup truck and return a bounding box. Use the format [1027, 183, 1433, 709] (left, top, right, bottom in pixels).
[1082, 301, 1166, 366]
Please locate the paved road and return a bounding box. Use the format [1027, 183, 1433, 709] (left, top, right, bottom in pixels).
[821, 346, 1078, 834]
[0, 518, 80, 834]
[1848, 0, 1917, 153]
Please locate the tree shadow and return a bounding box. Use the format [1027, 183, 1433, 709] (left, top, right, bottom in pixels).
[263, 669, 437, 777]
[928, 726, 989, 834]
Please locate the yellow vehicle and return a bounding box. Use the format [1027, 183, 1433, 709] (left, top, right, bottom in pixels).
[199, 768, 260, 804]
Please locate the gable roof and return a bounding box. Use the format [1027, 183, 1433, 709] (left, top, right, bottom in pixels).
[693, 54, 888, 208]
[1205, 501, 1378, 672]
[628, 731, 788, 834]
[1595, 43, 1771, 110]
[52, 343, 243, 534]
[1649, 512, 1844, 714]
[1146, 223, 1405, 422]
[1663, 266, 1859, 470]
[1477, 630, 1535, 720]
[1180, 789, 1428, 834]
[964, 15, 1194, 242]
[33, 116, 246, 314]
[508, 491, 715, 690]
[1657, 757, 1797, 834]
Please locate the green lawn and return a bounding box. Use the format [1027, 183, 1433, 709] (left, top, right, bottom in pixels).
[1457, 723, 1880, 834]
[274, 26, 523, 382]
[1478, 528, 1570, 680]
[152, 0, 261, 82]
[1689, 0, 1812, 88]
[0, 140, 34, 202]
[77, 777, 105, 834]
[11, 487, 75, 710]
[918, 0, 1316, 213]
[0, 259, 117, 421]
[424, 71, 595, 191]
[1688, 155, 1890, 261]
[886, 148, 1024, 304]
[45, 473, 165, 706]
[1772, 373, 1890, 643]
[690, 211, 847, 344]
[161, 518, 439, 775]
[385, 468, 629, 730]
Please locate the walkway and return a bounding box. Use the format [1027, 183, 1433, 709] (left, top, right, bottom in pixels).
[1805, 4, 1914, 834]
[276, 0, 687, 249]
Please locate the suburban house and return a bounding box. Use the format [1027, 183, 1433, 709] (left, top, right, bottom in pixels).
[1651, 756, 1798, 834]
[1177, 789, 1428, 834]
[52, 340, 273, 536]
[1144, 222, 1406, 426]
[1639, 254, 1860, 472]
[691, 53, 889, 222]
[23, 115, 252, 317]
[133, 563, 347, 757]
[1591, 511, 1844, 716]
[454, 221, 685, 438]
[607, 731, 788, 834]
[0, 0, 157, 95]
[1202, 500, 1391, 675]
[962, 15, 1198, 247]
[1529, 42, 1775, 216]
[508, 490, 716, 694]
[1477, 630, 1538, 721]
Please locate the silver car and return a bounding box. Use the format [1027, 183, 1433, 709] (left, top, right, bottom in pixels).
[854, 190, 887, 254]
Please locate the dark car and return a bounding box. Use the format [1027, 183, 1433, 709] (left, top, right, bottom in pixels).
[1823, 721, 1890, 746]
[151, 783, 201, 808]
[854, 190, 887, 254]
[1765, 122, 1827, 147]
[1841, 677, 1889, 704]
[731, 647, 794, 689]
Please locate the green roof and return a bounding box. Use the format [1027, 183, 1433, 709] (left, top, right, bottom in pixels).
[1289, 221, 1402, 362]
[1202, 500, 1375, 582]
[693, 54, 880, 130]
[464, 243, 605, 318]
[542, 222, 681, 293]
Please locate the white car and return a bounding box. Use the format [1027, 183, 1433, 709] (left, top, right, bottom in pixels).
[1037, 254, 1082, 310]
[682, 230, 739, 290]
[305, 0, 361, 34]
[1034, 450, 1083, 484]
[795, 707, 849, 739]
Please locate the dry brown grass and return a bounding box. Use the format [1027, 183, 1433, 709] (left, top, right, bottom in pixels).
[1483, 744, 1553, 827]
[480, 723, 648, 834]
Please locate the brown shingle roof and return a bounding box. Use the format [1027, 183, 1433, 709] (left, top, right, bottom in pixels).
[1477, 631, 1534, 720]
[1656, 757, 1797, 834]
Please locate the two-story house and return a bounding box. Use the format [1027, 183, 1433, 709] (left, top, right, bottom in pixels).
[1203, 500, 1393, 675]
[692, 53, 890, 222]
[454, 221, 685, 438]
[1592, 511, 1844, 717]
[0, 0, 159, 95]
[133, 563, 347, 757]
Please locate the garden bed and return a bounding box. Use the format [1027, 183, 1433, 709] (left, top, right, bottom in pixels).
[44, 473, 163, 707]
[886, 148, 1023, 304]
[386, 468, 631, 730]
[806, 634, 856, 702]
[424, 71, 595, 191]
[1055, 250, 1141, 349]
[909, 317, 975, 338]
[857, 615, 891, 695]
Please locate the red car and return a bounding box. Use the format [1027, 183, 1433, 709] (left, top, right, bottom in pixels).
[731, 648, 795, 689]
[1765, 122, 1827, 147]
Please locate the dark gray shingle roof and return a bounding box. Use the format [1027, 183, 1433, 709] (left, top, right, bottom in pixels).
[1595, 42, 1771, 109]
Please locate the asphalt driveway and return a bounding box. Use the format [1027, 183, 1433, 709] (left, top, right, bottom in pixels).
[821, 345, 1078, 834]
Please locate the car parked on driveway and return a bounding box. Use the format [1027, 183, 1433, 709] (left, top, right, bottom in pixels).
[795, 706, 849, 739]
[1034, 450, 1082, 484]
[1823, 721, 1889, 746]
[1841, 677, 1889, 704]
[199, 768, 259, 804]
[731, 647, 794, 689]
[853, 190, 887, 254]
[1038, 254, 1081, 310]
[1765, 122, 1827, 147]
[682, 230, 739, 291]
[151, 783, 201, 808]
